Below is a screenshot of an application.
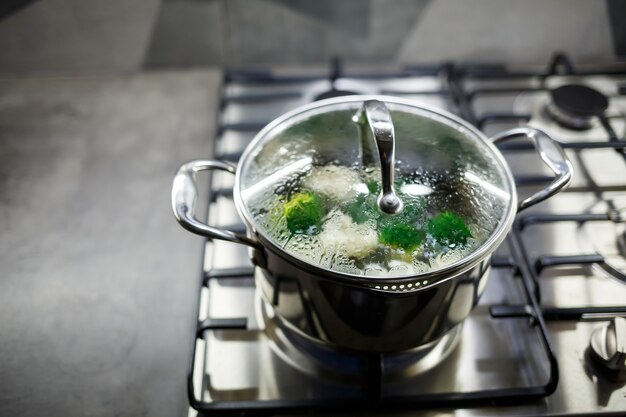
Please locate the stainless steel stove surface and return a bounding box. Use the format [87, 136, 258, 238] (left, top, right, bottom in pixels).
[186, 57, 626, 416]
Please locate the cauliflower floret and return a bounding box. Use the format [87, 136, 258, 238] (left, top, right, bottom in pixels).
[304, 166, 364, 202]
[388, 259, 415, 275]
[319, 210, 378, 259]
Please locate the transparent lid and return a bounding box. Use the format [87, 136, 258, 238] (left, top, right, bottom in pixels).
[237, 97, 514, 278]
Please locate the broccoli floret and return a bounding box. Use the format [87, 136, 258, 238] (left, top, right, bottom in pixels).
[346, 192, 425, 226]
[366, 179, 380, 195]
[428, 211, 471, 246]
[399, 196, 425, 221]
[284, 191, 325, 233]
[346, 194, 379, 224]
[376, 195, 425, 226]
[344, 178, 428, 252]
[379, 222, 425, 251]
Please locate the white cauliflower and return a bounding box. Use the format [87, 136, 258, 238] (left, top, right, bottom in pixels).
[319, 210, 378, 259]
[388, 259, 415, 275]
[304, 166, 364, 202]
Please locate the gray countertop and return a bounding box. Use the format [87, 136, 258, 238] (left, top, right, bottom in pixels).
[0, 70, 221, 417]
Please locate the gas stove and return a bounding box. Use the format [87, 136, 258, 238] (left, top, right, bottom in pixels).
[186, 55, 626, 416]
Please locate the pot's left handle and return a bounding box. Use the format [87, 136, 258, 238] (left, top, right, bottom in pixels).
[171, 160, 262, 249]
[491, 126, 573, 212]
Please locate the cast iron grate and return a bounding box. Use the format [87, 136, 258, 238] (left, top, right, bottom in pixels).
[187, 55, 626, 415]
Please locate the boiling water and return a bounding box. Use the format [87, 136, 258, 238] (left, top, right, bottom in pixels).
[244, 163, 507, 277]
[240, 108, 510, 278]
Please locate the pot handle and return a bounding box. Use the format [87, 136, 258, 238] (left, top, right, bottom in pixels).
[171, 160, 262, 249]
[491, 126, 573, 212]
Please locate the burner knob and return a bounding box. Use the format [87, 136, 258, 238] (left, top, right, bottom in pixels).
[589, 317, 626, 381]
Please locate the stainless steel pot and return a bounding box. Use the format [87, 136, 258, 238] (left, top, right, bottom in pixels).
[172, 96, 573, 353]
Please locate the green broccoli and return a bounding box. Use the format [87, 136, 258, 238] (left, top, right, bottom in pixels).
[345, 193, 426, 252]
[346, 194, 379, 224]
[284, 191, 325, 233]
[379, 222, 425, 251]
[428, 211, 471, 246]
[366, 179, 380, 195]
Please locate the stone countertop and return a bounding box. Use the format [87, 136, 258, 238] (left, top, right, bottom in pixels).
[0, 70, 221, 417]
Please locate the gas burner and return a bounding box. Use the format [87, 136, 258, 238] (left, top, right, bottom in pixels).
[256, 282, 460, 383]
[545, 84, 609, 130]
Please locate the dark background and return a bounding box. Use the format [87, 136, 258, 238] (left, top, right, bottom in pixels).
[0, 0, 623, 74]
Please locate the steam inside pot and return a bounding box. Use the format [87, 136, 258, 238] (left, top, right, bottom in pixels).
[240, 105, 511, 277]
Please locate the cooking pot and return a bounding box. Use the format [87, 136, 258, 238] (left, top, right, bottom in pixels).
[172, 96, 572, 353]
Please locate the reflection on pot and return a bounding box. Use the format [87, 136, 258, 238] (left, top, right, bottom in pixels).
[257, 253, 490, 352]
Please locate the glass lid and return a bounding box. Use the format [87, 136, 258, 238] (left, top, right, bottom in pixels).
[237, 97, 514, 278]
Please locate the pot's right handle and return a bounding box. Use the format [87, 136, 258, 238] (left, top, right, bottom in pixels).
[171, 160, 262, 249]
[491, 127, 573, 212]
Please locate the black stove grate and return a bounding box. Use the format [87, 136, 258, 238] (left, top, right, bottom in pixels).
[187, 55, 626, 415]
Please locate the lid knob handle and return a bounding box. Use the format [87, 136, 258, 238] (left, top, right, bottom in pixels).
[354, 100, 403, 214]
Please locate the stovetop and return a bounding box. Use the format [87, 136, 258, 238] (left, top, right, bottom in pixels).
[186, 56, 626, 416]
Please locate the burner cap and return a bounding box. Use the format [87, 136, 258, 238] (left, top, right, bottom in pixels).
[551, 84, 608, 117]
[313, 89, 358, 101]
[545, 84, 609, 130]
